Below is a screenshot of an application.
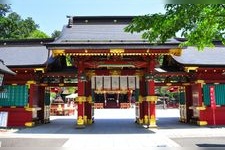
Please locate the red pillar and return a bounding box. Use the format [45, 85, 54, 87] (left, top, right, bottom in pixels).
[27, 82, 37, 127]
[146, 58, 157, 127]
[191, 82, 207, 126]
[136, 75, 145, 124]
[184, 84, 193, 123]
[37, 85, 46, 124]
[147, 80, 157, 127]
[84, 79, 94, 125]
[28, 84, 35, 107]
[76, 61, 86, 128]
[26, 81, 42, 127]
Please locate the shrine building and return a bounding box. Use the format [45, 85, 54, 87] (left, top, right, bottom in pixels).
[0, 16, 225, 128]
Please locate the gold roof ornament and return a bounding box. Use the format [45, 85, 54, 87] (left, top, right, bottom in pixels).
[52, 50, 65, 57]
[169, 48, 182, 56]
[110, 49, 125, 54]
[110, 70, 121, 76]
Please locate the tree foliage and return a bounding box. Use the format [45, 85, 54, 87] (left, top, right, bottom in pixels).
[125, 4, 225, 50]
[51, 30, 61, 39]
[1, 12, 38, 39]
[0, 4, 10, 16]
[0, 4, 49, 39]
[28, 29, 50, 39]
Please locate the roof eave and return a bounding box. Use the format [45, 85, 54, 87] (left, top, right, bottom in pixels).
[0, 38, 55, 47]
[46, 43, 181, 50]
[0, 67, 16, 75]
[7, 64, 47, 68]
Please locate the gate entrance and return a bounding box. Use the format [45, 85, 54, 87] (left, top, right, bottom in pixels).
[94, 92, 130, 109]
[43, 16, 184, 128]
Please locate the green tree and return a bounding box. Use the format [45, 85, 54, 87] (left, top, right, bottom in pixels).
[125, 4, 225, 50]
[0, 4, 10, 16]
[51, 30, 61, 39]
[0, 4, 11, 38]
[0, 12, 38, 39]
[29, 29, 50, 39]
[0, 4, 49, 39]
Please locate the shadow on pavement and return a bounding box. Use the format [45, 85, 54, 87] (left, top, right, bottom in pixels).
[15, 118, 154, 134]
[197, 144, 225, 147]
[15, 116, 212, 134]
[15, 109, 221, 134]
[156, 117, 200, 129]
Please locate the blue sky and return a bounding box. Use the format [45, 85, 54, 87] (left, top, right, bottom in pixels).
[10, 0, 165, 36]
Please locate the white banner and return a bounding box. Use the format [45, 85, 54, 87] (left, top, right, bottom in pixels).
[120, 76, 128, 90]
[96, 76, 103, 90]
[103, 76, 111, 90]
[91, 75, 139, 90]
[136, 76, 140, 89]
[91, 76, 95, 89]
[128, 76, 136, 89]
[112, 76, 119, 90]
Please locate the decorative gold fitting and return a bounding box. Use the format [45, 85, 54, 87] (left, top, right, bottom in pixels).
[110, 49, 125, 54]
[86, 70, 96, 78]
[87, 96, 92, 103]
[135, 70, 144, 78]
[26, 80, 36, 88]
[138, 95, 143, 103]
[25, 108, 35, 111]
[34, 68, 45, 73]
[25, 107, 41, 112]
[169, 48, 182, 56]
[76, 96, 86, 103]
[195, 80, 205, 84]
[110, 70, 121, 76]
[59, 83, 64, 87]
[25, 122, 35, 127]
[139, 119, 143, 124]
[146, 96, 158, 102]
[77, 116, 84, 125]
[184, 67, 198, 73]
[197, 121, 207, 126]
[26, 80, 36, 84]
[144, 115, 149, 124]
[196, 106, 206, 110]
[52, 49, 65, 57]
[83, 116, 87, 125]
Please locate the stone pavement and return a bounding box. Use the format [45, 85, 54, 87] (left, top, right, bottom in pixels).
[1, 108, 225, 149]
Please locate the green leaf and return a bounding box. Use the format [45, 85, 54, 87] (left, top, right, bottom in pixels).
[125, 4, 225, 50]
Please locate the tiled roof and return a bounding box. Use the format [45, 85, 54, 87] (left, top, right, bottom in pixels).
[0, 39, 54, 67]
[47, 16, 180, 49]
[173, 46, 225, 66]
[0, 46, 50, 67]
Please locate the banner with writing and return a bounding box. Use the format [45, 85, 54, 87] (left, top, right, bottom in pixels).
[209, 86, 216, 109]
